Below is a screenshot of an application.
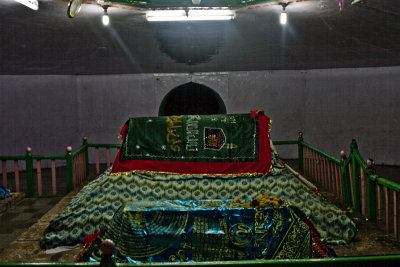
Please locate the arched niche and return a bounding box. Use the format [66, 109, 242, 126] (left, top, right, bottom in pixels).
[158, 82, 226, 116]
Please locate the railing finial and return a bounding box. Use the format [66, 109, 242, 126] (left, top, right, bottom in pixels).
[340, 150, 347, 159]
[100, 239, 116, 267]
[367, 158, 376, 174]
[66, 146, 72, 152]
[351, 139, 358, 150]
[26, 147, 32, 153]
[83, 136, 87, 141]
[298, 131, 303, 138]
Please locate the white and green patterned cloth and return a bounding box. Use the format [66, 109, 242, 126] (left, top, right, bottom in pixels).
[40, 155, 356, 249]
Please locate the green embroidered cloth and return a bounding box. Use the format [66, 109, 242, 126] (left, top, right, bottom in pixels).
[111, 112, 272, 175]
[121, 114, 258, 162]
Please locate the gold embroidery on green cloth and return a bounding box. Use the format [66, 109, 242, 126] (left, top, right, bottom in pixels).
[193, 216, 232, 261]
[272, 208, 310, 259]
[108, 169, 269, 177]
[114, 209, 190, 258]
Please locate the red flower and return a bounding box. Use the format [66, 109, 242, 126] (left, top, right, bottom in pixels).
[250, 110, 264, 118]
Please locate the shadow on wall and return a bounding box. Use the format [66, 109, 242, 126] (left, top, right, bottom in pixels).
[159, 82, 226, 115]
[156, 22, 225, 65]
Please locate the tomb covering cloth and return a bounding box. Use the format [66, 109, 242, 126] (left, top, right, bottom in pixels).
[110, 112, 272, 176]
[81, 200, 311, 262]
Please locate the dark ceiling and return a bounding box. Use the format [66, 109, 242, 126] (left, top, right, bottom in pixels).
[1, 0, 399, 75]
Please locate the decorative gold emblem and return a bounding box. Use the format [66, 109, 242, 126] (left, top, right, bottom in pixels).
[204, 128, 226, 150]
[228, 223, 253, 247]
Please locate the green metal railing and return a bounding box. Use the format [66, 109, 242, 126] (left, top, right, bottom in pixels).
[0, 137, 121, 197]
[275, 133, 400, 240]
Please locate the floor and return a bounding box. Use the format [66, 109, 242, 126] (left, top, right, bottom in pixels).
[0, 161, 400, 261]
[0, 165, 102, 258]
[0, 197, 63, 255]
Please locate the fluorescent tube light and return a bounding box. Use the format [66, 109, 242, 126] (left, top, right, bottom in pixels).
[103, 14, 110, 25]
[280, 12, 287, 25]
[14, 0, 38, 10]
[146, 9, 235, 22]
[146, 10, 187, 21]
[189, 9, 235, 21]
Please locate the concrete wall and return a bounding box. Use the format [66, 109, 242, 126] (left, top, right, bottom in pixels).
[1, 66, 399, 165]
[0, 75, 79, 156]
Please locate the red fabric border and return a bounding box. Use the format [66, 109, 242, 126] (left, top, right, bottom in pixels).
[110, 113, 271, 175]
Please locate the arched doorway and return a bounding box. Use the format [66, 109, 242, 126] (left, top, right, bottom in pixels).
[158, 82, 226, 116]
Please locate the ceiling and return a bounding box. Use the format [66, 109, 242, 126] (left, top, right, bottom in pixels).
[1, 0, 399, 75]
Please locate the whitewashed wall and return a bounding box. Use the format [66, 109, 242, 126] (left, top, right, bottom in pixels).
[1, 66, 399, 165]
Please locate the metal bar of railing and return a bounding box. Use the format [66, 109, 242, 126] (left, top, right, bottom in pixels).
[37, 160, 43, 196]
[95, 147, 100, 174]
[313, 151, 318, 184]
[360, 167, 367, 217]
[25, 147, 34, 197]
[351, 141, 361, 213]
[385, 186, 390, 234]
[66, 146, 74, 193]
[87, 144, 122, 149]
[51, 160, 57, 195]
[14, 160, 20, 192]
[336, 163, 342, 198]
[106, 148, 111, 168]
[394, 191, 398, 239]
[348, 163, 355, 206]
[324, 158, 329, 192]
[2, 160, 7, 188]
[303, 147, 308, 177]
[377, 184, 383, 227]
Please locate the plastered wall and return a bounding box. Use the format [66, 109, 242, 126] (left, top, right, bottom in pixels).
[1, 66, 399, 165]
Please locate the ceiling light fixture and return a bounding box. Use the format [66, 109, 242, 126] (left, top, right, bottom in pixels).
[279, 2, 289, 25]
[146, 9, 235, 21]
[146, 9, 235, 22]
[14, 0, 38, 10]
[102, 6, 110, 26]
[189, 9, 235, 21]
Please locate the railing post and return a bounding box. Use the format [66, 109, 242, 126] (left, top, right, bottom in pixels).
[66, 146, 74, 192]
[350, 140, 361, 212]
[83, 136, 89, 178]
[340, 150, 353, 207]
[100, 239, 116, 267]
[25, 147, 35, 197]
[366, 159, 377, 223]
[298, 131, 304, 174]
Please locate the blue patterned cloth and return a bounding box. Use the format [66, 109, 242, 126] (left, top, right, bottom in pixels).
[82, 200, 311, 262]
[0, 184, 11, 200]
